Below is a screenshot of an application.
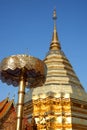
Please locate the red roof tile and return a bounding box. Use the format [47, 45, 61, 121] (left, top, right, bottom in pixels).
[0, 97, 14, 120]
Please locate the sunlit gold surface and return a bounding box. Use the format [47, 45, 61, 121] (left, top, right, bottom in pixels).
[24, 93, 87, 130]
[0, 54, 46, 87]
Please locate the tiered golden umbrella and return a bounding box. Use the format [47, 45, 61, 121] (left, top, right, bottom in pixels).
[0, 54, 47, 130]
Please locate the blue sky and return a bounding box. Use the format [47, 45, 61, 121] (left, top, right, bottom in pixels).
[0, 0, 87, 102]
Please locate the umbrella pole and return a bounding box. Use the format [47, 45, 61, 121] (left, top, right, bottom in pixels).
[16, 74, 25, 130]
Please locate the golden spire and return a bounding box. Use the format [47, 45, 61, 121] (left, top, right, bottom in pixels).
[50, 9, 61, 50]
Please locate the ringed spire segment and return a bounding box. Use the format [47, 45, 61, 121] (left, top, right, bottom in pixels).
[50, 9, 61, 51]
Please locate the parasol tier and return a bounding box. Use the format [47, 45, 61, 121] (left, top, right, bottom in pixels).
[0, 54, 47, 87]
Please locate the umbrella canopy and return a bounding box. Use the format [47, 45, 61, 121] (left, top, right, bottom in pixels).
[0, 54, 47, 87]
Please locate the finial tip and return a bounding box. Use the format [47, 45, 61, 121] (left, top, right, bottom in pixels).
[53, 9, 57, 20]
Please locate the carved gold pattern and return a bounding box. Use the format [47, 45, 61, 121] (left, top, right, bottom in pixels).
[23, 95, 87, 129]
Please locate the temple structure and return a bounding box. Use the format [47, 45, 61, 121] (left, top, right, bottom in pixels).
[24, 10, 87, 129]
[0, 9, 87, 130]
[0, 97, 16, 129]
[0, 97, 31, 130]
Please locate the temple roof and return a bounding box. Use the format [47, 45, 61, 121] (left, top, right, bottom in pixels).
[0, 97, 14, 120]
[0, 98, 32, 129]
[24, 9, 87, 102]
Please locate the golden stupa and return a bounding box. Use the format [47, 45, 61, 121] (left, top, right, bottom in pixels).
[24, 10, 87, 130]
